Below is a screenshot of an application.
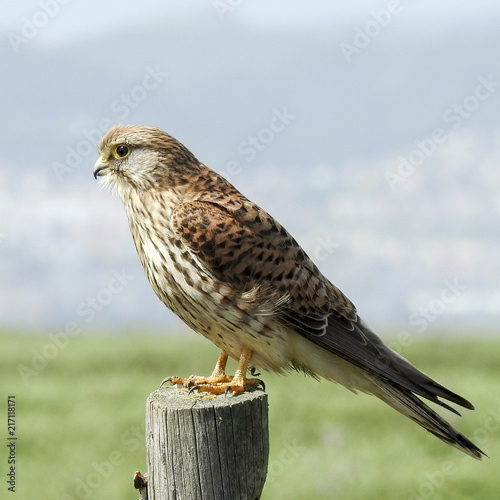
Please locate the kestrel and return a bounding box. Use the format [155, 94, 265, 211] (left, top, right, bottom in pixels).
[93, 125, 484, 459]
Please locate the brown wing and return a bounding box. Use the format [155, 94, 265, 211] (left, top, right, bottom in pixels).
[171, 200, 474, 412]
[171, 199, 354, 325]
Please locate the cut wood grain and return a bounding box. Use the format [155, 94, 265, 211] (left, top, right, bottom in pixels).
[143, 387, 269, 500]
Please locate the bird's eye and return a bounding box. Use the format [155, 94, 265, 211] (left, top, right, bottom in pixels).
[115, 144, 130, 158]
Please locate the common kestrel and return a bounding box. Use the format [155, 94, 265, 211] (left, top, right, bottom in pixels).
[93, 125, 484, 459]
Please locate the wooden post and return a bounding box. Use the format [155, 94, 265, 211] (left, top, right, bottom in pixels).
[143, 387, 269, 500]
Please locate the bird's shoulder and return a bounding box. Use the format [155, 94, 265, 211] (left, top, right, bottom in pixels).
[170, 191, 296, 283]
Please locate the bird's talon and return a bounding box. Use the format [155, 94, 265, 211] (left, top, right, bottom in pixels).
[249, 366, 261, 376]
[160, 376, 173, 388]
[188, 384, 201, 395]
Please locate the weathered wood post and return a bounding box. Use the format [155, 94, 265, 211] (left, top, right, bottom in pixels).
[139, 387, 269, 500]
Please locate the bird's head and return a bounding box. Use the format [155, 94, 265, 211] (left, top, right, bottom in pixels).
[93, 125, 201, 197]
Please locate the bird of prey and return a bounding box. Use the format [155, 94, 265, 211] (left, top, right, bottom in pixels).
[93, 124, 484, 459]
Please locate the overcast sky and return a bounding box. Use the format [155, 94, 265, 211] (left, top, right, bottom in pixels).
[5, 0, 500, 42]
[2, 1, 500, 336]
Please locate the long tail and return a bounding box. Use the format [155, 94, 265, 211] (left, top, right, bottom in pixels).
[369, 376, 486, 459]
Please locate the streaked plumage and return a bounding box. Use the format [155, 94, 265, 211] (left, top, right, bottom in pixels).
[94, 124, 484, 459]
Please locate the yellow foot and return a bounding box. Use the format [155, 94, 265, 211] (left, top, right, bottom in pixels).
[161, 375, 264, 395]
[160, 348, 264, 395]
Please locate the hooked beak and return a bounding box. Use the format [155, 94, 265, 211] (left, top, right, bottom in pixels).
[93, 158, 109, 180]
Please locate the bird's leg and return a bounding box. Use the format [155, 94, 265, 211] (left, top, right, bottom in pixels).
[224, 347, 265, 394]
[208, 351, 231, 382]
[162, 348, 264, 395]
[162, 351, 231, 388]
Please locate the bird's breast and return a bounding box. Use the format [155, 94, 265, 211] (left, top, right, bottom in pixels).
[123, 192, 290, 369]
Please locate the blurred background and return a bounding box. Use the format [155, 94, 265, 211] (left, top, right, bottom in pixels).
[2, 0, 500, 336]
[1, 2, 500, 499]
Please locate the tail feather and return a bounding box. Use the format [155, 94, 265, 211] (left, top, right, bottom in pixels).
[418, 377, 475, 411]
[369, 376, 486, 460]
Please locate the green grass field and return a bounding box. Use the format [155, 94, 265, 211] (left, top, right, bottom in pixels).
[1, 332, 498, 500]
